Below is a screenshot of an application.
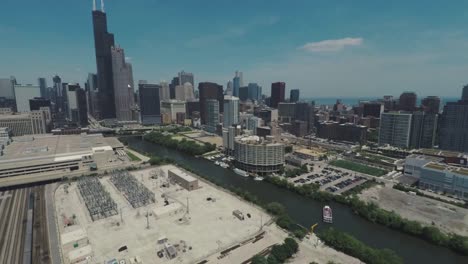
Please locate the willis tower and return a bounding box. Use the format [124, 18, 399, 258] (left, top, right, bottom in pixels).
[92, 0, 116, 119]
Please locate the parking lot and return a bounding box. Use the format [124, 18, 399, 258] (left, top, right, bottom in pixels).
[289, 165, 368, 194]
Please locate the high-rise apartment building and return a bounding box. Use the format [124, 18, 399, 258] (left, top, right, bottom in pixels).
[421, 96, 441, 114]
[295, 102, 315, 133]
[399, 92, 417, 112]
[111, 46, 135, 121]
[205, 99, 219, 133]
[439, 87, 468, 152]
[92, 1, 116, 119]
[139, 83, 161, 125]
[223, 96, 239, 128]
[270, 82, 286, 108]
[232, 71, 243, 97]
[198, 82, 223, 124]
[14, 84, 41, 112]
[379, 112, 412, 148]
[409, 112, 437, 149]
[247, 83, 262, 101]
[290, 89, 300, 102]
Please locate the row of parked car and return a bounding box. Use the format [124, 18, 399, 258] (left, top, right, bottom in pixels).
[326, 176, 366, 193]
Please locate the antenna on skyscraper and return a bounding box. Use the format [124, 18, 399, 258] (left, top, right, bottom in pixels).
[101, 0, 105, 12]
[93, 0, 96, 11]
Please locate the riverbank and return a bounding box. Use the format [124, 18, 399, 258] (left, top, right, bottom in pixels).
[124, 136, 468, 263]
[263, 175, 468, 256]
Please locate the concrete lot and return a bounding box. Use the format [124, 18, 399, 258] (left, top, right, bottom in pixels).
[359, 185, 468, 236]
[55, 166, 272, 263]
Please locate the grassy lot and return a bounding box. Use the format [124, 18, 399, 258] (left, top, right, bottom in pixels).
[330, 159, 388, 177]
[126, 151, 141, 161]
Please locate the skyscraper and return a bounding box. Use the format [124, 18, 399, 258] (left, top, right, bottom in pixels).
[223, 96, 239, 127]
[178, 71, 194, 87]
[111, 46, 135, 121]
[169, 76, 180, 99]
[14, 84, 41, 112]
[226, 80, 233, 96]
[463, 85, 468, 102]
[290, 89, 300, 102]
[270, 82, 286, 108]
[399, 92, 417, 112]
[421, 96, 441, 114]
[409, 111, 438, 149]
[0, 77, 16, 110]
[239, 86, 248, 101]
[205, 99, 219, 133]
[198, 82, 223, 124]
[439, 87, 468, 152]
[247, 83, 262, 101]
[379, 112, 412, 148]
[175, 83, 195, 101]
[159, 81, 170, 101]
[86, 73, 99, 118]
[139, 83, 161, 125]
[38, 78, 47, 98]
[232, 71, 243, 97]
[92, 0, 116, 119]
[52, 75, 62, 113]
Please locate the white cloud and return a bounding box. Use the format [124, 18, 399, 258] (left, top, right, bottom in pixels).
[300, 37, 363, 52]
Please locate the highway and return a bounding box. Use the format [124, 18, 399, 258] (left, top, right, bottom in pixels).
[0, 186, 51, 264]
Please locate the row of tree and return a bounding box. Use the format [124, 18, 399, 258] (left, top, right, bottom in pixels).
[251, 238, 299, 264]
[263, 175, 468, 255]
[318, 228, 403, 264]
[144, 132, 216, 156]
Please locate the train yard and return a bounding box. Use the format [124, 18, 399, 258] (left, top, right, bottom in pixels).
[0, 185, 51, 264]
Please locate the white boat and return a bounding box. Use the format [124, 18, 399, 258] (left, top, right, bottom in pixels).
[323, 205, 333, 223]
[254, 176, 264, 181]
[214, 161, 220, 166]
[220, 162, 229, 168]
[234, 168, 249, 177]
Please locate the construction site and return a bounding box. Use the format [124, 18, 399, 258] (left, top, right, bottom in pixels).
[54, 165, 279, 263]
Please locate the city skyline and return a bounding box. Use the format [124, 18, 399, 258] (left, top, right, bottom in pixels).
[1, 1, 468, 97]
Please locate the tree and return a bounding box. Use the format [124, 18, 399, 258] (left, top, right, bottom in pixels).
[284, 237, 299, 254]
[266, 202, 286, 216]
[251, 255, 268, 264]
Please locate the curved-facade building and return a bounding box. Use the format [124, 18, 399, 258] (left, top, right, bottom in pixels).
[234, 136, 284, 174]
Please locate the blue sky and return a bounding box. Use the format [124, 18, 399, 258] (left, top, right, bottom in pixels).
[1, 0, 468, 98]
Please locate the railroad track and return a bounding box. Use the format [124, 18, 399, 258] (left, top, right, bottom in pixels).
[0, 185, 51, 264]
[0, 187, 30, 264]
[32, 186, 51, 264]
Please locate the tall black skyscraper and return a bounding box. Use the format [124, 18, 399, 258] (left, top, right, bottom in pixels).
[92, 0, 116, 119]
[139, 83, 161, 125]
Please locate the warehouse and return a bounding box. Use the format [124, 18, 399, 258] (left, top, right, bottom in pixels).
[168, 168, 199, 191]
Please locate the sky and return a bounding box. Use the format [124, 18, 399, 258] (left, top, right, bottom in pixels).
[1, 0, 468, 98]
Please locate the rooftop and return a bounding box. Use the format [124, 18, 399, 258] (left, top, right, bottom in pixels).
[169, 168, 197, 182]
[0, 134, 115, 169]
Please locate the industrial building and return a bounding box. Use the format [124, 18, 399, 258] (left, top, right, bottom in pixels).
[168, 168, 199, 191]
[0, 111, 48, 136]
[234, 135, 284, 174]
[0, 134, 124, 187]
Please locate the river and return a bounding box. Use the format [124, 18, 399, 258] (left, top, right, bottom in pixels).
[125, 136, 467, 264]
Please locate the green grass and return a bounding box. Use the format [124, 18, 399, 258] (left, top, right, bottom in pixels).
[126, 151, 141, 161]
[329, 160, 388, 177]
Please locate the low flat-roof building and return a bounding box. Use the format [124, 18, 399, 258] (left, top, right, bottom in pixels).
[168, 167, 199, 191]
[0, 134, 123, 187]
